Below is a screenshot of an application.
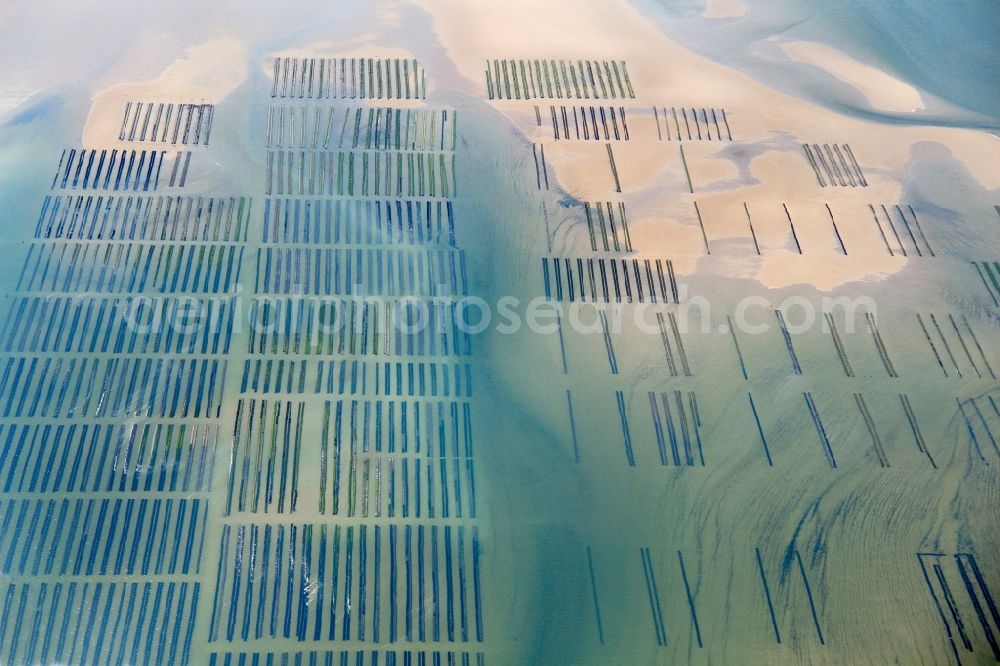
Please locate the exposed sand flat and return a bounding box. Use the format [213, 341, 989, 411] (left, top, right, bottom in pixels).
[705, 0, 748, 19]
[82, 37, 248, 146]
[410, 0, 997, 184]
[411, 0, 997, 292]
[778, 40, 925, 113]
[267, 42, 416, 64]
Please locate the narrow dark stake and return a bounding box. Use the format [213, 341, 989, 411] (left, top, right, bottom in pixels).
[693, 202, 710, 254]
[606, 143, 621, 193]
[783, 203, 802, 254]
[826, 204, 847, 254]
[679, 145, 694, 193]
[744, 202, 761, 255]
[586, 547, 605, 644]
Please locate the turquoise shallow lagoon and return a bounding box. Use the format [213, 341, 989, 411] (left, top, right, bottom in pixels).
[648, 0, 1000, 124]
[0, 1, 998, 664]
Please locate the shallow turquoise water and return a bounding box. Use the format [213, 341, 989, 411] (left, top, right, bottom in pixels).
[648, 0, 1000, 122]
[0, 1, 998, 664]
